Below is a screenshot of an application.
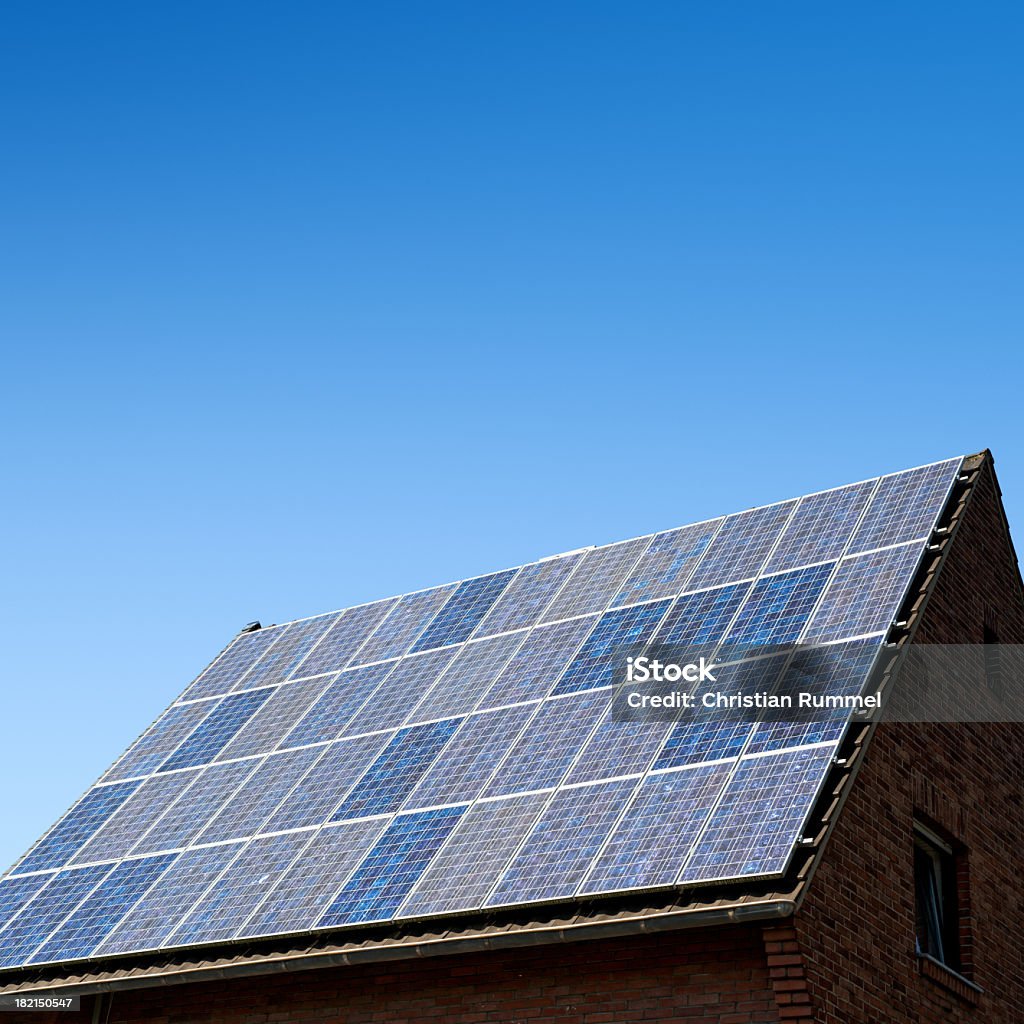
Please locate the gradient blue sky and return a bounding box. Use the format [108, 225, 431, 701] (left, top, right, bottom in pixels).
[1, 3, 1022, 871]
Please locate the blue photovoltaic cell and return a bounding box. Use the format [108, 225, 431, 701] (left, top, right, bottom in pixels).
[282, 663, 394, 748]
[0, 864, 111, 968]
[653, 581, 752, 655]
[16, 782, 140, 874]
[411, 570, 518, 653]
[169, 831, 312, 946]
[400, 792, 549, 917]
[29, 854, 175, 965]
[180, 626, 285, 702]
[473, 555, 583, 638]
[477, 616, 596, 708]
[290, 599, 397, 678]
[482, 689, 610, 797]
[72, 772, 196, 864]
[541, 538, 652, 623]
[196, 746, 324, 843]
[580, 762, 733, 894]
[264, 732, 395, 833]
[746, 639, 879, 754]
[406, 631, 528, 722]
[353, 585, 457, 665]
[216, 676, 335, 761]
[724, 563, 835, 647]
[319, 807, 466, 926]
[240, 818, 390, 938]
[238, 615, 339, 690]
[563, 710, 675, 785]
[680, 745, 836, 882]
[403, 704, 537, 808]
[764, 481, 876, 573]
[653, 655, 788, 771]
[486, 778, 637, 908]
[331, 719, 462, 821]
[343, 648, 459, 736]
[159, 688, 273, 772]
[97, 843, 243, 955]
[0, 875, 52, 938]
[612, 519, 723, 608]
[552, 600, 670, 696]
[803, 544, 922, 642]
[685, 501, 797, 591]
[849, 459, 960, 555]
[101, 702, 214, 783]
[133, 760, 258, 855]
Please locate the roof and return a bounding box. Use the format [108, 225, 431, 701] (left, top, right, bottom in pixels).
[0, 453, 981, 994]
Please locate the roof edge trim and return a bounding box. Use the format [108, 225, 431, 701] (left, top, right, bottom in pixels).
[0, 898, 796, 997]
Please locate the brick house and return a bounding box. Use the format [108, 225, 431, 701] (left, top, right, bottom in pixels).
[1, 449, 1021, 1023]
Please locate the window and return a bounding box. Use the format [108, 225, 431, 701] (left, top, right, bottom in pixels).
[913, 823, 961, 971]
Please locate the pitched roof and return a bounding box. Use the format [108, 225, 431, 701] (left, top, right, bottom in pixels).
[0, 453, 977, 992]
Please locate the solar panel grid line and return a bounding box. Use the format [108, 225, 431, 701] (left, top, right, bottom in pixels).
[381, 605, 623, 919]
[215, 674, 339, 762]
[539, 534, 657, 624]
[347, 584, 459, 667]
[410, 568, 522, 653]
[157, 828, 290, 950]
[483, 776, 642, 909]
[274, 663, 401, 751]
[234, 614, 343, 692]
[178, 625, 289, 702]
[188, 745, 321, 847]
[469, 552, 585, 640]
[99, 698, 218, 784]
[157, 686, 277, 773]
[677, 744, 840, 884]
[27, 853, 180, 966]
[402, 629, 533, 726]
[166, 830, 319, 947]
[399, 702, 541, 811]
[464, 601, 678, 911]
[128, 759, 265, 858]
[281, 608, 370, 683]
[573, 487, 825, 896]
[4, 780, 138, 877]
[610, 515, 728, 609]
[234, 817, 393, 941]
[848, 457, 964, 555]
[341, 647, 463, 738]
[94, 842, 245, 957]
[305, 591, 670, 921]
[329, 717, 466, 821]
[259, 731, 398, 835]
[285, 599, 401, 682]
[3, 861, 119, 968]
[69, 772, 197, 866]
[665, 472, 893, 885]
[314, 805, 470, 927]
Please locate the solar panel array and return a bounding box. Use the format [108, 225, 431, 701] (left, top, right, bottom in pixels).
[0, 458, 963, 971]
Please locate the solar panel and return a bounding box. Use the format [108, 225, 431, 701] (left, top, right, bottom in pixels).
[0, 456, 963, 972]
[96, 844, 243, 956]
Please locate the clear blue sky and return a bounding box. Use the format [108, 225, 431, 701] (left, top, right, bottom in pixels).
[1, 2, 1021, 872]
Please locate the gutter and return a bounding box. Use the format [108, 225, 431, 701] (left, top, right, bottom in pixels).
[0, 898, 796, 997]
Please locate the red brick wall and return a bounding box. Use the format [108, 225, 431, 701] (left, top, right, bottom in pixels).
[793, 458, 1024, 1023]
[24, 926, 781, 1024]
